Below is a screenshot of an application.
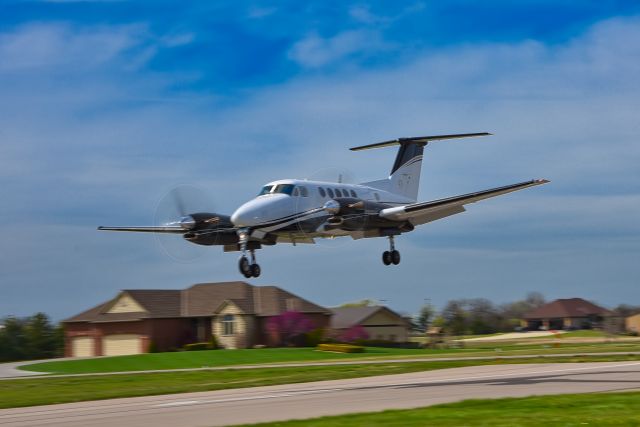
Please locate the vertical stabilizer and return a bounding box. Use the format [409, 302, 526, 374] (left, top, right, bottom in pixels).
[350, 132, 491, 202]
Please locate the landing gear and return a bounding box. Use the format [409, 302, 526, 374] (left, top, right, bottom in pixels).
[382, 236, 401, 266]
[237, 228, 261, 278]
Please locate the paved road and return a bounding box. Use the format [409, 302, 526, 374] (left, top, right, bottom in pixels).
[2, 362, 640, 427]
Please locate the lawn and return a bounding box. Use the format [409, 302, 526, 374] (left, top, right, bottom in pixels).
[22, 347, 457, 374]
[21, 341, 640, 374]
[3, 354, 640, 409]
[239, 391, 640, 426]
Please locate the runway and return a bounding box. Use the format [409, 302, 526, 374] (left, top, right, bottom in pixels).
[2, 362, 640, 427]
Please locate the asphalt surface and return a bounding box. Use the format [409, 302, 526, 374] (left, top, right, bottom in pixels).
[2, 361, 640, 426]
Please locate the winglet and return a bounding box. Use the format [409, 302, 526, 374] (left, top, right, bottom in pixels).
[350, 132, 492, 151]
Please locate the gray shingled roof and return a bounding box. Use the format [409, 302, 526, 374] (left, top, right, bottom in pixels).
[330, 306, 407, 329]
[523, 298, 612, 320]
[64, 282, 330, 323]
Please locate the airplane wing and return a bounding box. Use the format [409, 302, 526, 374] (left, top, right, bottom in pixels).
[379, 179, 549, 225]
[97, 226, 185, 233]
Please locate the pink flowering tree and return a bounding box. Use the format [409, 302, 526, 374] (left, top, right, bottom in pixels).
[266, 311, 315, 347]
[341, 325, 369, 343]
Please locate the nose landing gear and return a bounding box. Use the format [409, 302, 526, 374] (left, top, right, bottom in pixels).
[382, 236, 401, 266]
[237, 228, 261, 278]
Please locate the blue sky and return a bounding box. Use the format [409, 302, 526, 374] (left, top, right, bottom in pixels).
[1, 1, 639, 320]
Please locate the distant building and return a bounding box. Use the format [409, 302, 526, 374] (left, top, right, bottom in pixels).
[521, 298, 612, 330]
[625, 313, 640, 334]
[63, 282, 331, 357]
[330, 306, 410, 343]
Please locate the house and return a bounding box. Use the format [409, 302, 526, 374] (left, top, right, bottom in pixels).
[521, 298, 612, 330]
[625, 313, 640, 334]
[330, 306, 410, 343]
[63, 282, 331, 357]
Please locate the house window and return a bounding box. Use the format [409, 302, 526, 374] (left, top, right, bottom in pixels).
[222, 314, 235, 335]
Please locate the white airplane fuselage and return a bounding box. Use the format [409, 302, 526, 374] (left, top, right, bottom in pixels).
[230, 179, 413, 238]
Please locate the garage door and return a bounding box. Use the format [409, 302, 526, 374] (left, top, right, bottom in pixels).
[71, 336, 94, 357]
[102, 334, 142, 356]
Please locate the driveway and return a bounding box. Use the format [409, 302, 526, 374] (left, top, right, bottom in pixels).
[0, 361, 45, 378]
[460, 331, 565, 341]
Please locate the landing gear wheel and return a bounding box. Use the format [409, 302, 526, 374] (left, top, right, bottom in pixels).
[391, 250, 401, 265]
[239, 256, 251, 277]
[382, 251, 392, 266]
[250, 263, 261, 278]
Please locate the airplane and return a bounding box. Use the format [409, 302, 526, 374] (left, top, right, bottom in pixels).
[99, 132, 549, 278]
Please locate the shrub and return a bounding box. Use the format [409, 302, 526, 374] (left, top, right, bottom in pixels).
[208, 335, 220, 350]
[147, 341, 159, 353]
[183, 342, 209, 351]
[341, 325, 369, 343]
[317, 343, 364, 353]
[303, 328, 325, 347]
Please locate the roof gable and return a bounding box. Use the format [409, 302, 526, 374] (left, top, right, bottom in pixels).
[330, 306, 406, 329]
[104, 292, 147, 314]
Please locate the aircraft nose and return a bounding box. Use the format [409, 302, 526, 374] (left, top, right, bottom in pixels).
[231, 203, 259, 227]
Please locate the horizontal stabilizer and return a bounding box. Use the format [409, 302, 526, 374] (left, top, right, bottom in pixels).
[350, 132, 492, 151]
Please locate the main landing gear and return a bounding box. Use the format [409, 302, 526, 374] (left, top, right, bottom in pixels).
[382, 235, 401, 266]
[239, 250, 261, 278]
[237, 228, 261, 278]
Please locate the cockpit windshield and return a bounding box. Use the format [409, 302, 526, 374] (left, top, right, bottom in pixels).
[258, 184, 295, 196]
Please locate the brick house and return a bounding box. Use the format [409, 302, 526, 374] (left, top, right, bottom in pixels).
[63, 282, 331, 357]
[330, 306, 410, 343]
[521, 298, 612, 331]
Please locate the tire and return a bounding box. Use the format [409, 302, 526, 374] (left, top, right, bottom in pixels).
[238, 256, 251, 275]
[382, 251, 392, 265]
[250, 263, 261, 278]
[391, 250, 400, 265]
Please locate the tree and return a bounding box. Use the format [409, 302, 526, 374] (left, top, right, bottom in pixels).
[339, 299, 378, 308]
[0, 317, 27, 362]
[24, 313, 58, 359]
[341, 325, 369, 343]
[441, 300, 468, 336]
[0, 313, 65, 362]
[417, 304, 435, 332]
[266, 311, 315, 347]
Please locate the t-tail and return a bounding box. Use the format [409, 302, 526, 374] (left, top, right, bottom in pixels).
[350, 132, 492, 202]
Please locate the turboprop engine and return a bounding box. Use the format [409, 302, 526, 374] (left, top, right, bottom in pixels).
[181, 213, 239, 246]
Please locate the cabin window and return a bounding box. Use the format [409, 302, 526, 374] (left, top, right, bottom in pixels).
[272, 184, 295, 195]
[222, 314, 235, 335]
[318, 187, 326, 197]
[374, 192, 380, 201]
[350, 190, 357, 198]
[292, 187, 300, 197]
[335, 189, 342, 197]
[327, 188, 335, 198]
[258, 185, 274, 196]
[300, 186, 309, 197]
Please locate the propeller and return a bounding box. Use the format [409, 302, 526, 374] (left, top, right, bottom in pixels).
[153, 184, 215, 262]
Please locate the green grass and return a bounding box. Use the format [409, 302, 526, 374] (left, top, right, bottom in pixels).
[3, 354, 640, 409]
[22, 347, 450, 374]
[22, 341, 640, 375]
[239, 391, 640, 426]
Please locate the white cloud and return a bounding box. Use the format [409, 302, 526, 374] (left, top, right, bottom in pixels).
[287, 29, 389, 68]
[0, 23, 147, 71]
